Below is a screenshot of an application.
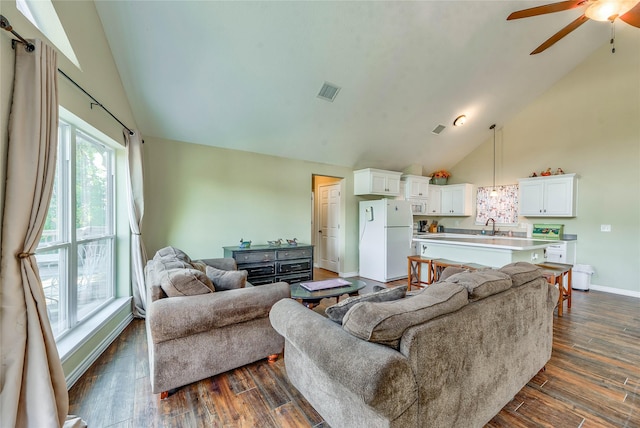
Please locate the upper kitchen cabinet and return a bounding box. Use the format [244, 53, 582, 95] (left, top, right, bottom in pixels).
[401, 175, 430, 199]
[518, 173, 577, 217]
[425, 183, 473, 216]
[354, 168, 402, 196]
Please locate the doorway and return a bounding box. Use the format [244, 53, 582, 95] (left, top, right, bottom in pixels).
[312, 175, 343, 274]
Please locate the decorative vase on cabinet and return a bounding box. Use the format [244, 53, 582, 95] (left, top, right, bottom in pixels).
[432, 177, 448, 185]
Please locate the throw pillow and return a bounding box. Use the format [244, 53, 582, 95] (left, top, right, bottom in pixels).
[205, 266, 248, 291]
[160, 268, 215, 297]
[325, 284, 408, 324]
[499, 262, 542, 287]
[342, 281, 468, 349]
[442, 270, 512, 301]
[154, 246, 192, 264]
[190, 261, 207, 274]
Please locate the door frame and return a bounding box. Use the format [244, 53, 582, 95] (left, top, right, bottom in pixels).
[312, 175, 344, 274]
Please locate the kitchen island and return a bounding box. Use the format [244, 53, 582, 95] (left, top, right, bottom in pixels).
[413, 234, 554, 268]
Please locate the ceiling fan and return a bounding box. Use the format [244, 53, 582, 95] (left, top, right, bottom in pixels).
[507, 0, 640, 54]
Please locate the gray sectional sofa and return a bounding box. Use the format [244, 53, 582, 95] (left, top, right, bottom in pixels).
[145, 246, 290, 396]
[270, 262, 559, 428]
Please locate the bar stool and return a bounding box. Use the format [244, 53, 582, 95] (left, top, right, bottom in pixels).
[431, 259, 465, 283]
[537, 262, 572, 317]
[407, 255, 434, 291]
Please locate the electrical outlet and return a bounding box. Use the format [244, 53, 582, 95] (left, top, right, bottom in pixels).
[531, 253, 539, 261]
[600, 224, 612, 232]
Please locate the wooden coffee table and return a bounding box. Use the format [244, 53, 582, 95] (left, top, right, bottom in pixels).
[290, 278, 366, 309]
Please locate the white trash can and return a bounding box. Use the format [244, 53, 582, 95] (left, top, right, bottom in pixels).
[572, 264, 594, 291]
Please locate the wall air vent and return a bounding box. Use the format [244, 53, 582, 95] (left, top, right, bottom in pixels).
[317, 82, 341, 102]
[431, 124, 446, 135]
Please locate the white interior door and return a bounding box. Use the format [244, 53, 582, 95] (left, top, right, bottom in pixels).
[318, 183, 340, 273]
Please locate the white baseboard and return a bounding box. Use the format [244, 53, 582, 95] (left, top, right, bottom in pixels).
[588, 283, 640, 299]
[63, 299, 133, 388]
[340, 271, 359, 278]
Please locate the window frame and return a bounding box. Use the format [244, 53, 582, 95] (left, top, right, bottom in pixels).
[36, 117, 117, 340]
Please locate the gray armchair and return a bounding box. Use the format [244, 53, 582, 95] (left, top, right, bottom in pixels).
[145, 248, 290, 397]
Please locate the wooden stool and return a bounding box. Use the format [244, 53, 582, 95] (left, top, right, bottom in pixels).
[537, 262, 572, 317]
[431, 259, 465, 283]
[407, 256, 433, 291]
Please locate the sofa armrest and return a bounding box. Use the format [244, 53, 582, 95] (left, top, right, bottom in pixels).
[270, 298, 417, 419]
[199, 257, 237, 271]
[149, 281, 290, 343]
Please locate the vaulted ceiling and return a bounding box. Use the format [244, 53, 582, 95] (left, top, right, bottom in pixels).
[95, 1, 628, 174]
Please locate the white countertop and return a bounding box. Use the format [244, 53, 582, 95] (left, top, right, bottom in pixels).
[413, 234, 554, 251]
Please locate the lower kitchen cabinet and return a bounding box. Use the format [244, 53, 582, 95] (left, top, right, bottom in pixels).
[223, 244, 314, 285]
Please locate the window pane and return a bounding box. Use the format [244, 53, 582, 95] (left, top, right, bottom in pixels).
[76, 134, 109, 238]
[36, 248, 67, 337]
[39, 126, 63, 247]
[77, 239, 112, 320]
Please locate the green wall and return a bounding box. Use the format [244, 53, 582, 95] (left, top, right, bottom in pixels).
[441, 29, 640, 294]
[143, 138, 359, 275]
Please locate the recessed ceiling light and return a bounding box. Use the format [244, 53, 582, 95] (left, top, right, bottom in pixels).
[453, 115, 467, 126]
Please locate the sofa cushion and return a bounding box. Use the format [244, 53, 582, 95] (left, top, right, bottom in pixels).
[438, 266, 467, 282]
[160, 268, 215, 297]
[325, 285, 407, 324]
[499, 262, 542, 287]
[342, 282, 468, 349]
[206, 266, 248, 291]
[154, 246, 192, 264]
[443, 270, 512, 301]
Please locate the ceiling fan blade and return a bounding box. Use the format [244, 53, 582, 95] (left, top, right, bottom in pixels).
[620, 2, 640, 28]
[507, 0, 586, 20]
[530, 14, 590, 54]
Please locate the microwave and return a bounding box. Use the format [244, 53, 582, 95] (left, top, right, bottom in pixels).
[409, 200, 428, 215]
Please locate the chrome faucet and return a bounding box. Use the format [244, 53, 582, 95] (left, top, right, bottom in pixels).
[485, 218, 497, 236]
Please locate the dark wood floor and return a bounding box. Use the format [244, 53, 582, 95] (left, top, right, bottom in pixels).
[69, 270, 640, 427]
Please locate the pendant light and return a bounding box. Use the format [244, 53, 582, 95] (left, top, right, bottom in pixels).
[490, 124, 498, 197]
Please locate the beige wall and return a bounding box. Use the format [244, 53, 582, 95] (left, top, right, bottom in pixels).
[441, 29, 640, 294]
[142, 138, 360, 274]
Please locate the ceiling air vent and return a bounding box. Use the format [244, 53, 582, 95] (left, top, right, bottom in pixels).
[431, 124, 446, 135]
[317, 82, 340, 102]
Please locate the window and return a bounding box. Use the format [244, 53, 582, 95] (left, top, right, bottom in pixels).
[36, 119, 115, 338]
[16, 0, 81, 67]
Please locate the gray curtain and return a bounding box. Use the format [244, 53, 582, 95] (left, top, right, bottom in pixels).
[124, 130, 147, 317]
[0, 39, 67, 427]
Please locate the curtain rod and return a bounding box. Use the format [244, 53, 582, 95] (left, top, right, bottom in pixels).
[1, 14, 135, 136]
[0, 14, 34, 52]
[57, 69, 134, 136]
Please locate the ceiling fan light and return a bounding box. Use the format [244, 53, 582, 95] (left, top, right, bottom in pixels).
[490, 188, 498, 197]
[585, 0, 638, 21]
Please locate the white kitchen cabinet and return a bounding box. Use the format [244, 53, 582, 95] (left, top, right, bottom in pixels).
[519, 174, 577, 217]
[425, 183, 473, 216]
[426, 186, 441, 214]
[401, 175, 430, 199]
[354, 168, 402, 196]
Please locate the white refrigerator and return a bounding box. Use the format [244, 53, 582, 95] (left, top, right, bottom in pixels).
[359, 199, 413, 282]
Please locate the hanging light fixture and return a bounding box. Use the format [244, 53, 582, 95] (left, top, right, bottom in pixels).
[490, 124, 498, 197]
